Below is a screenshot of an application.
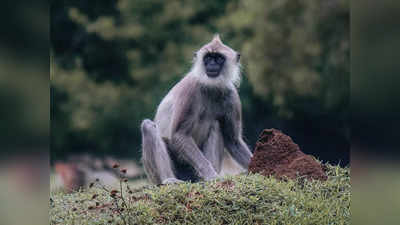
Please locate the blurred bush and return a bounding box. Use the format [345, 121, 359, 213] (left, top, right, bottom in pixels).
[51, 0, 349, 163]
[220, 0, 349, 118]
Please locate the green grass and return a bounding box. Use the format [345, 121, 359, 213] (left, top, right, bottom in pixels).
[50, 164, 350, 225]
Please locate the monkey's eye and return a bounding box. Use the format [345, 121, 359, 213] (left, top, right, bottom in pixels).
[204, 55, 212, 64]
[216, 55, 225, 64]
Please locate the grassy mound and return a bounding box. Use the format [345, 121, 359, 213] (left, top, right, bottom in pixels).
[50, 164, 350, 225]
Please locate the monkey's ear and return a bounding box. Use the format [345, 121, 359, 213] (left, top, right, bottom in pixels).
[236, 53, 241, 62]
[193, 52, 197, 59]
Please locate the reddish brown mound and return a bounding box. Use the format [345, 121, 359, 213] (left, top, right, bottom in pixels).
[248, 128, 327, 181]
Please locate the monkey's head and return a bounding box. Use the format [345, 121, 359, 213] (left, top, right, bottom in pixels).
[192, 35, 241, 87]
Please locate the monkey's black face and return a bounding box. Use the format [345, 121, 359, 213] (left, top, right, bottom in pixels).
[203, 53, 225, 78]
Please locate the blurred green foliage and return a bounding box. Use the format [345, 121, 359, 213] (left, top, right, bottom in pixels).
[220, 0, 349, 118]
[51, 0, 349, 162]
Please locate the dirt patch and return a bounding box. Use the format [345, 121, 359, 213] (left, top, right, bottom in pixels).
[248, 128, 327, 181]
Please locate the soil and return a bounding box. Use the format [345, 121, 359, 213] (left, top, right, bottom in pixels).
[248, 128, 327, 181]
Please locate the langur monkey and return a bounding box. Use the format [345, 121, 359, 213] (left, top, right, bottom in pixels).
[141, 35, 252, 184]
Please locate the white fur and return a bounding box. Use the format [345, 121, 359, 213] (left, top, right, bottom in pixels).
[189, 54, 241, 89]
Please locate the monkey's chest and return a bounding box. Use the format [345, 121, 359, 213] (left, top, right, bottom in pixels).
[192, 102, 228, 145]
[192, 118, 214, 146]
[192, 87, 233, 144]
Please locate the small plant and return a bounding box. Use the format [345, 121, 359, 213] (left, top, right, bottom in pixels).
[86, 164, 140, 225]
[51, 163, 152, 225]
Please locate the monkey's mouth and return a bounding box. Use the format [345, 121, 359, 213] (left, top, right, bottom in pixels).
[206, 70, 220, 78]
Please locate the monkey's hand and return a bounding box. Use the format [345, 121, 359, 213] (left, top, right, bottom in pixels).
[199, 164, 219, 181]
[162, 178, 184, 185]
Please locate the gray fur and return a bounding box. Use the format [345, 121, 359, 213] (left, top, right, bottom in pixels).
[141, 119, 177, 184]
[141, 36, 252, 184]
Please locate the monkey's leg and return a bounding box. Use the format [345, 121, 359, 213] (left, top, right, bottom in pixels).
[202, 123, 224, 174]
[141, 119, 182, 185]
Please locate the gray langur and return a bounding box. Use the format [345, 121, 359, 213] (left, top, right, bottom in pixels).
[141, 35, 253, 184]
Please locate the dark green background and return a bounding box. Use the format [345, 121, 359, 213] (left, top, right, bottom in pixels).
[51, 0, 349, 165]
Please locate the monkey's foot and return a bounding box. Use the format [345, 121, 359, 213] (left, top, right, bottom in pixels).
[161, 178, 184, 185]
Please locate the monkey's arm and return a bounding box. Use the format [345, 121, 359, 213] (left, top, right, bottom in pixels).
[169, 90, 218, 180]
[220, 93, 253, 168]
[170, 133, 218, 180]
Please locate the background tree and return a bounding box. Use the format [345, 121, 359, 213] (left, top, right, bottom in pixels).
[51, 0, 349, 164]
